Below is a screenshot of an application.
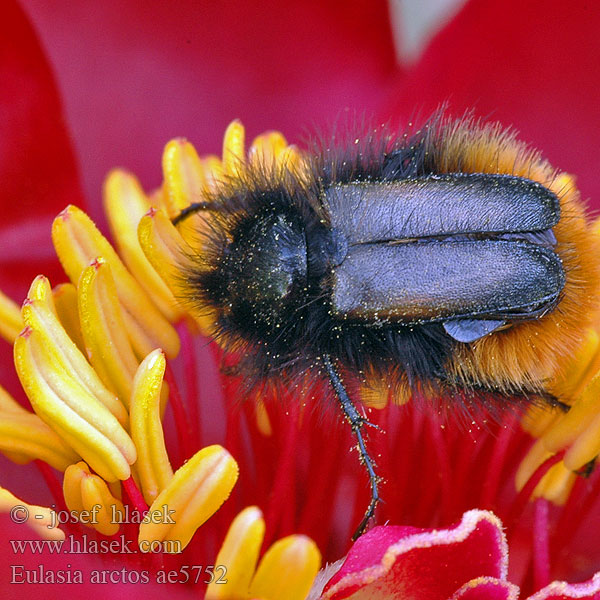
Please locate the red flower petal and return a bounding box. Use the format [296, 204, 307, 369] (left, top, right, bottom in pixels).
[321, 510, 508, 600]
[450, 578, 520, 600]
[0, 1, 84, 296]
[382, 0, 600, 208]
[527, 574, 600, 600]
[19, 0, 395, 210]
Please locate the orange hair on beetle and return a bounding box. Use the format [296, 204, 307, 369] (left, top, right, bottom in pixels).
[441, 120, 600, 401]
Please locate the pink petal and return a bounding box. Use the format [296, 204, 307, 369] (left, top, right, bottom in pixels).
[450, 577, 520, 600]
[0, 1, 84, 297]
[527, 573, 600, 600]
[321, 510, 508, 600]
[20, 0, 396, 209]
[382, 0, 600, 210]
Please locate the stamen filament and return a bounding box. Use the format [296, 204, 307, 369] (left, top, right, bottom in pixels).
[177, 323, 200, 443]
[122, 476, 149, 515]
[265, 403, 300, 546]
[533, 498, 551, 591]
[508, 451, 565, 526]
[35, 460, 68, 515]
[480, 419, 518, 507]
[164, 362, 195, 461]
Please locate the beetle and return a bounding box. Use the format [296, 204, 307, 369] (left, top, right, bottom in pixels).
[172, 115, 600, 538]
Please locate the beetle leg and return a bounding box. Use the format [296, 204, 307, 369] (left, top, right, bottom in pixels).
[322, 354, 382, 540]
[171, 201, 224, 225]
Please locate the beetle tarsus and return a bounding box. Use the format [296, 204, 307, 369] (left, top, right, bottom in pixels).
[323, 354, 382, 540]
[351, 421, 382, 540]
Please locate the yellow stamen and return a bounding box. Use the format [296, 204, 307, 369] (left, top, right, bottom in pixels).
[0, 383, 78, 469]
[14, 328, 136, 482]
[201, 155, 225, 193]
[0, 487, 65, 541]
[520, 404, 560, 438]
[533, 462, 576, 506]
[160, 138, 229, 252]
[27, 275, 58, 315]
[51, 205, 180, 360]
[63, 462, 125, 536]
[138, 207, 192, 290]
[527, 328, 600, 474]
[0, 288, 22, 343]
[541, 371, 600, 459]
[517, 441, 578, 505]
[550, 328, 600, 401]
[0, 387, 34, 465]
[22, 276, 128, 426]
[248, 535, 322, 600]
[222, 119, 245, 177]
[78, 258, 139, 404]
[138, 445, 238, 553]
[104, 169, 183, 322]
[205, 506, 266, 600]
[359, 378, 390, 409]
[563, 408, 600, 470]
[52, 283, 86, 353]
[161, 139, 213, 245]
[0, 385, 27, 414]
[138, 207, 217, 337]
[130, 349, 173, 504]
[518, 323, 600, 497]
[162, 139, 208, 218]
[515, 438, 552, 493]
[255, 399, 273, 437]
[279, 144, 305, 173]
[62, 461, 87, 514]
[80, 470, 125, 536]
[248, 131, 288, 166]
[0, 407, 79, 471]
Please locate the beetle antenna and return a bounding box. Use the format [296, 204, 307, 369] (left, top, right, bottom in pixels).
[172, 201, 224, 225]
[322, 354, 382, 540]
